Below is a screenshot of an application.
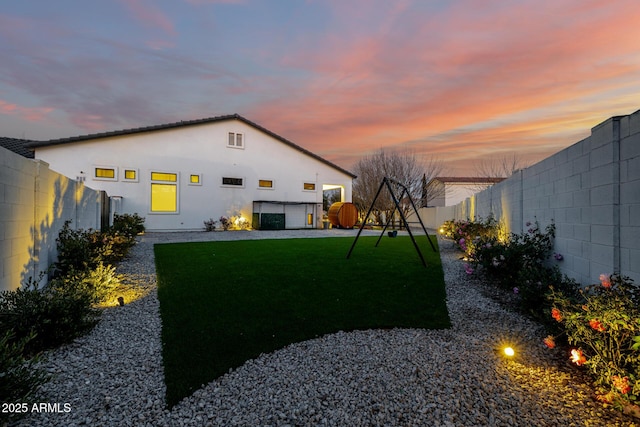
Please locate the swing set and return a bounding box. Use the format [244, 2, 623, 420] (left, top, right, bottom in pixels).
[346, 177, 436, 267]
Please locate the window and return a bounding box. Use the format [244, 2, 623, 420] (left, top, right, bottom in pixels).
[307, 213, 313, 225]
[222, 177, 244, 186]
[151, 172, 177, 182]
[123, 169, 138, 182]
[94, 167, 117, 181]
[303, 182, 316, 191]
[189, 174, 202, 185]
[150, 171, 178, 213]
[228, 132, 244, 148]
[258, 179, 273, 188]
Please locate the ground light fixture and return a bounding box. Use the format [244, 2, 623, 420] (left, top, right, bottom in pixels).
[503, 346, 515, 357]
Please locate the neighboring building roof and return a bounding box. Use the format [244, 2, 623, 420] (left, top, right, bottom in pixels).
[431, 177, 506, 184]
[0, 137, 35, 158]
[27, 113, 356, 178]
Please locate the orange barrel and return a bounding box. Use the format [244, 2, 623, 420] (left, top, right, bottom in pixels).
[327, 202, 358, 228]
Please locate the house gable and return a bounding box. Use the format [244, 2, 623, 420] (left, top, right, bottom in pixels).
[30, 115, 354, 231]
[27, 114, 355, 178]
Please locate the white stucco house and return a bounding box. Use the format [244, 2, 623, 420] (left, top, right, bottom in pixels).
[28, 114, 355, 231]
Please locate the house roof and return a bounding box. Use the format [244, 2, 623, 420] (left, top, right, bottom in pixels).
[27, 113, 356, 178]
[431, 176, 506, 184]
[0, 137, 35, 158]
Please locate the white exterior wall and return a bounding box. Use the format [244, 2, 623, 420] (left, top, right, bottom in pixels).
[34, 119, 353, 231]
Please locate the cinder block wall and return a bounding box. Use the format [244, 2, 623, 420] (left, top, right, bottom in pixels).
[414, 109, 640, 286]
[0, 147, 103, 292]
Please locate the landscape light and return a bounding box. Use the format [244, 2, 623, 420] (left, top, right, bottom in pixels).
[503, 346, 515, 357]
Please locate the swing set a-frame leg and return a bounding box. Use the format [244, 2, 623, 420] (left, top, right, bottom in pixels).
[346, 177, 434, 267]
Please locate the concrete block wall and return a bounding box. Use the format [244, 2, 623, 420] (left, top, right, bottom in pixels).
[0, 146, 103, 292]
[413, 109, 640, 286]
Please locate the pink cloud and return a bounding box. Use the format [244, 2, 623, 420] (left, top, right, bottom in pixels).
[184, 0, 245, 4]
[119, 0, 176, 37]
[0, 99, 53, 122]
[244, 0, 640, 173]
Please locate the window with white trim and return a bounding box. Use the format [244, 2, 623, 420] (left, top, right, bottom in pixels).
[189, 174, 202, 186]
[123, 168, 138, 182]
[222, 177, 244, 187]
[258, 179, 273, 189]
[93, 166, 118, 181]
[227, 132, 244, 148]
[303, 182, 316, 191]
[150, 171, 178, 213]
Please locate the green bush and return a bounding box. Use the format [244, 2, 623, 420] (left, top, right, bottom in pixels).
[440, 216, 502, 258]
[0, 330, 48, 401]
[49, 262, 121, 306]
[516, 263, 579, 325]
[548, 274, 640, 410]
[442, 218, 579, 322]
[0, 279, 98, 356]
[111, 213, 145, 237]
[469, 221, 555, 289]
[55, 220, 138, 277]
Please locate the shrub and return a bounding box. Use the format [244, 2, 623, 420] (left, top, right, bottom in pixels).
[55, 220, 137, 276]
[49, 262, 121, 305]
[443, 218, 579, 323]
[0, 330, 48, 402]
[204, 218, 217, 231]
[89, 231, 135, 265]
[516, 263, 579, 325]
[440, 216, 501, 256]
[548, 274, 640, 411]
[111, 213, 145, 237]
[54, 220, 96, 276]
[0, 278, 98, 356]
[469, 221, 555, 290]
[219, 216, 231, 231]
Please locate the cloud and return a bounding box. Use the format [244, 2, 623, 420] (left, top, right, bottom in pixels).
[241, 0, 640, 171]
[0, 99, 53, 122]
[1, 0, 639, 172]
[118, 0, 176, 37]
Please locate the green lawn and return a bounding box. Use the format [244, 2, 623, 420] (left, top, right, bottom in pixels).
[155, 235, 450, 407]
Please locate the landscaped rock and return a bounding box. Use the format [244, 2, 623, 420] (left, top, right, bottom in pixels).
[12, 230, 635, 426]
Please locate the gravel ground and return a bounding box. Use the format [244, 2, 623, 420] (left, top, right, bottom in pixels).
[10, 230, 637, 426]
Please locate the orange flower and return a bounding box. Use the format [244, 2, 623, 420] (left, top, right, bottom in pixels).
[599, 274, 612, 288]
[589, 319, 606, 332]
[543, 336, 556, 349]
[551, 308, 563, 322]
[570, 348, 587, 366]
[612, 376, 631, 394]
[596, 391, 615, 404]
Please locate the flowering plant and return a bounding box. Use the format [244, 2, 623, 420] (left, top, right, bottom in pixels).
[440, 216, 501, 256]
[548, 274, 640, 411]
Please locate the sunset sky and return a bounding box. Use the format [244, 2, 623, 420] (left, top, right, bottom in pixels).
[1, 0, 639, 174]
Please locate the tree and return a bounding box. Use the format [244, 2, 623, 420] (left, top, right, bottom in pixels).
[352, 149, 444, 227]
[468, 153, 531, 192]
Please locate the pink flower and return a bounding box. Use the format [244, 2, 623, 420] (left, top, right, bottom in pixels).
[570, 348, 587, 366]
[551, 308, 563, 322]
[599, 274, 611, 288]
[513, 287, 519, 294]
[464, 263, 474, 275]
[543, 336, 556, 349]
[589, 319, 605, 332]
